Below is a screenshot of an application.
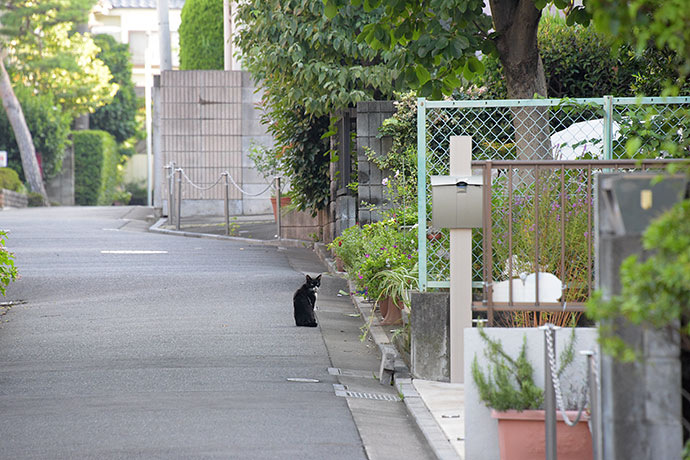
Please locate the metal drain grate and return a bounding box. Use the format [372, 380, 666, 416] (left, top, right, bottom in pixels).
[333, 384, 400, 402]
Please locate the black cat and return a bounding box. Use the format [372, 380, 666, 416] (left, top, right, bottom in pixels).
[293, 274, 321, 327]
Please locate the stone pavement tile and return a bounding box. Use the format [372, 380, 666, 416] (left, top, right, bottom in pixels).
[413, 379, 466, 459]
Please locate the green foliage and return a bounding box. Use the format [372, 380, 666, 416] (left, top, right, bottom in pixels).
[178, 0, 224, 70]
[1, 0, 117, 118]
[587, 198, 690, 360]
[472, 328, 544, 412]
[0, 85, 71, 181]
[73, 130, 119, 206]
[90, 35, 138, 143]
[329, 218, 418, 300]
[473, 14, 683, 99]
[587, 0, 690, 91]
[0, 168, 23, 192]
[261, 104, 331, 214]
[236, 0, 397, 117]
[324, 0, 493, 99]
[0, 231, 18, 297]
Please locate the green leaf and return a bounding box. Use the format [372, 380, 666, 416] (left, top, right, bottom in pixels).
[415, 65, 432, 85]
[534, 0, 547, 9]
[324, 1, 338, 19]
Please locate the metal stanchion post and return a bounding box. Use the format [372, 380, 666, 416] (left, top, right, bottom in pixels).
[275, 176, 281, 239]
[176, 168, 182, 231]
[224, 173, 230, 236]
[582, 351, 602, 460]
[543, 324, 557, 460]
[167, 162, 175, 225]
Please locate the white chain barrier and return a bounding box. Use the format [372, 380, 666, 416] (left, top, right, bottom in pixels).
[175, 167, 275, 197]
[543, 324, 594, 427]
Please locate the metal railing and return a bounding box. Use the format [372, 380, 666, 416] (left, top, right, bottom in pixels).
[163, 162, 281, 237]
[417, 95, 690, 299]
[471, 159, 681, 323]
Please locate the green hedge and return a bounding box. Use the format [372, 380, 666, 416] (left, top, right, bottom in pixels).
[74, 130, 119, 206]
[178, 0, 224, 70]
[0, 167, 23, 192]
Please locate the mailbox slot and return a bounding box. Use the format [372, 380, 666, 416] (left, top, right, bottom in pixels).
[431, 175, 484, 229]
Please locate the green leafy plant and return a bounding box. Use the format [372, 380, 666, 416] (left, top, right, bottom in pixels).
[0, 231, 18, 297]
[260, 104, 331, 214]
[472, 326, 577, 412]
[371, 262, 419, 307]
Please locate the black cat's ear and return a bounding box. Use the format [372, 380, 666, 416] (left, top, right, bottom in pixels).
[315, 274, 322, 281]
[306, 275, 312, 282]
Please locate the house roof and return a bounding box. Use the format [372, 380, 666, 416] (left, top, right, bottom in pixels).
[109, 0, 185, 9]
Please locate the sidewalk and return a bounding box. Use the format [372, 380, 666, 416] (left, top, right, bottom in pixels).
[148, 212, 465, 460]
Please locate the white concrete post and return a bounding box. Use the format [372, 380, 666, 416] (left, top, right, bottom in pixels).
[449, 136, 473, 383]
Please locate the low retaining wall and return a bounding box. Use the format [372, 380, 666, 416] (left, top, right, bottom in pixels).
[281, 207, 329, 241]
[0, 189, 28, 208]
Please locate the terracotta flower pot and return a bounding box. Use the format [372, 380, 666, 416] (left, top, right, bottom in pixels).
[492, 409, 592, 460]
[380, 296, 403, 325]
[270, 196, 291, 220]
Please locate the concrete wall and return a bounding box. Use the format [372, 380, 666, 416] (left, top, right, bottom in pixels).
[356, 101, 395, 225]
[0, 188, 28, 208]
[410, 291, 450, 382]
[158, 70, 273, 217]
[464, 327, 598, 460]
[45, 145, 75, 206]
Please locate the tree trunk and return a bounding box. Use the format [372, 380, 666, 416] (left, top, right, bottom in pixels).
[0, 53, 48, 204]
[489, 0, 551, 160]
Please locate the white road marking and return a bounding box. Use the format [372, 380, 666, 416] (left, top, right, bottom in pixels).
[100, 250, 168, 254]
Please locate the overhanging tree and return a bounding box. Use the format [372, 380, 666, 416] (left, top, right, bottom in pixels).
[234, 0, 399, 212]
[324, 0, 590, 159]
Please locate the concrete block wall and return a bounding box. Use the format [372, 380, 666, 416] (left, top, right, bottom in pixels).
[159, 70, 273, 217]
[0, 188, 28, 208]
[356, 101, 395, 225]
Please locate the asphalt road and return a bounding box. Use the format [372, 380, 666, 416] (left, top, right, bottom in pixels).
[0, 207, 367, 459]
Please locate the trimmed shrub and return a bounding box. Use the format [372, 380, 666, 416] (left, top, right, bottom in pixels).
[0, 86, 71, 181]
[178, 0, 224, 70]
[74, 130, 119, 206]
[0, 168, 23, 192]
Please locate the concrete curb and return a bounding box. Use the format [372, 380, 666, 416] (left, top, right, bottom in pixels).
[342, 281, 461, 460]
[150, 221, 460, 460]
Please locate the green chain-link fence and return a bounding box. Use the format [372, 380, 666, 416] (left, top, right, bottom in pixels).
[416, 96, 690, 293]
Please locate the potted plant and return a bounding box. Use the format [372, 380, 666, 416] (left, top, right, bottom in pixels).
[248, 143, 290, 218]
[371, 263, 418, 325]
[471, 326, 592, 460]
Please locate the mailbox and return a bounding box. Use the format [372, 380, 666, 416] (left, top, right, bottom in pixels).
[599, 173, 688, 236]
[430, 175, 484, 228]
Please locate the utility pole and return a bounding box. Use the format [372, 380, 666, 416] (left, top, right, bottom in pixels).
[157, 0, 172, 71]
